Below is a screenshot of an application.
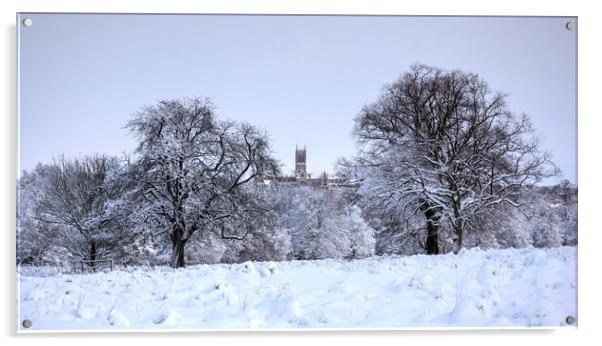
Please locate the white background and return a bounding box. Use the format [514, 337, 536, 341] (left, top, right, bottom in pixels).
[2, 0, 600, 344]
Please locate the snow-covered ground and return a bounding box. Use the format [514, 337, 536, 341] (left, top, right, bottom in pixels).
[17, 246, 577, 331]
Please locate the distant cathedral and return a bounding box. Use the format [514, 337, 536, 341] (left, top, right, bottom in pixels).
[260, 145, 349, 188]
[295, 146, 307, 182]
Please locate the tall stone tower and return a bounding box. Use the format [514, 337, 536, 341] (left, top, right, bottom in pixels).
[320, 171, 329, 187]
[295, 146, 307, 181]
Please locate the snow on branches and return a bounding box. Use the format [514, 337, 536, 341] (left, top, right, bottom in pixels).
[349, 64, 558, 254]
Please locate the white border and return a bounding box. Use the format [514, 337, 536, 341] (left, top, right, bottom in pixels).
[3, 0, 601, 344]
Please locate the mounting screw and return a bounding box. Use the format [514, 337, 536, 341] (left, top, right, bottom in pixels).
[565, 22, 575, 31]
[22, 18, 33, 27]
[22, 319, 32, 328]
[565, 315, 576, 325]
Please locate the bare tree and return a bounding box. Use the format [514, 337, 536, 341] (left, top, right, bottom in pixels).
[126, 97, 279, 268]
[34, 155, 127, 263]
[351, 64, 557, 254]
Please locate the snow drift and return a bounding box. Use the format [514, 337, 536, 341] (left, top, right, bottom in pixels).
[17, 246, 577, 331]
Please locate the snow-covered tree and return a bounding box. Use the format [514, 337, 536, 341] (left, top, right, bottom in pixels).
[224, 184, 293, 262]
[27, 155, 129, 265]
[450, 183, 577, 251]
[17, 165, 58, 265]
[196, 183, 293, 264]
[126, 97, 279, 268]
[536, 181, 578, 246]
[280, 186, 375, 260]
[345, 205, 376, 258]
[349, 64, 557, 254]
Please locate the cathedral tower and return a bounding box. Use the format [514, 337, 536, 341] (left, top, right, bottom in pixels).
[295, 146, 307, 181]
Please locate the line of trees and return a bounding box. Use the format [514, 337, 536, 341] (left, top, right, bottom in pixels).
[16, 64, 577, 269]
[17, 98, 376, 268]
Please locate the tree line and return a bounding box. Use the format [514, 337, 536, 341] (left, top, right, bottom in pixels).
[16, 64, 577, 268]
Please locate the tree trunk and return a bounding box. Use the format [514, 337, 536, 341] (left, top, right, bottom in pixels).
[89, 240, 97, 271]
[452, 220, 463, 255]
[171, 227, 187, 268]
[172, 240, 186, 268]
[452, 199, 464, 254]
[424, 208, 440, 255]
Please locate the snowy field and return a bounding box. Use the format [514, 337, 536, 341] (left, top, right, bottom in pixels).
[17, 246, 577, 331]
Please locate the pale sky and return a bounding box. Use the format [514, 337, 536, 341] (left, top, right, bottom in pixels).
[18, 14, 577, 183]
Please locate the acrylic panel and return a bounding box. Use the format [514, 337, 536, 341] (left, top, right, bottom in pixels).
[16, 13, 578, 331]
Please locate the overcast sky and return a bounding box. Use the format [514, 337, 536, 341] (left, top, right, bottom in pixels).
[18, 14, 577, 183]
